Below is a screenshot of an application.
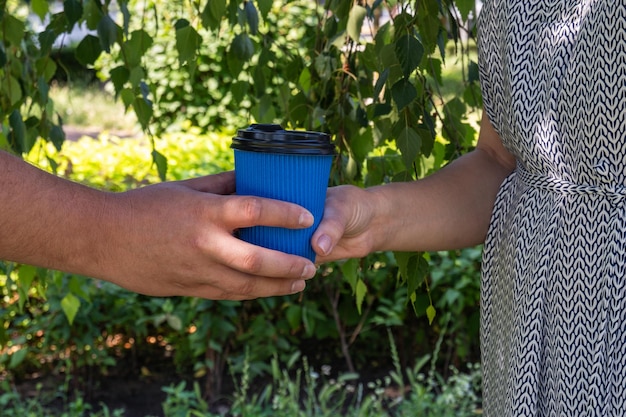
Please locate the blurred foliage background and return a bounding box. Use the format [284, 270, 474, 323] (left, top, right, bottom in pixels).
[1, 0, 484, 415]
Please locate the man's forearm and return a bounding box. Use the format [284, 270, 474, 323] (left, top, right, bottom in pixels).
[0, 150, 108, 274]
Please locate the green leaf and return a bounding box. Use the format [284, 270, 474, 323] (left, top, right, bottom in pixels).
[426, 57, 442, 85]
[151, 149, 168, 181]
[373, 68, 389, 99]
[175, 24, 200, 65]
[231, 80, 249, 104]
[133, 96, 153, 130]
[84, 0, 103, 30]
[61, 293, 81, 325]
[31, 0, 49, 21]
[39, 30, 56, 54]
[391, 78, 417, 111]
[120, 88, 134, 108]
[119, 0, 131, 35]
[201, 0, 226, 30]
[285, 305, 302, 330]
[46, 13, 70, 36]
[68, 276, 90, 302]
[110, 66, 130, 94]
[397, 126, 421, 169]
[426, 304, 436, 325]
[355, 279, 367, 315]
[75, 35, 103, 66]
[2, 75, 22, 107]
[2, 15, 25, 46]
[8, 348, 27, 369]
[97, 14, 120, 53]
[230, 32, 254, 61]
[8, 110, 25, 153]
[347, 5, 367, 43]
[468, 60, 480, 83]
[455, 0, 475, 21]
[244, 1, 259, 35]
[394, 251, 429, 298]
[35, 57, 57, 82]
[17, 265, 37, 312]
[129, 66, 145, 89]
[257, 0, 272, 19]
[463, 83, 482, 108]
[298, 67, 311, 94]
[49, 124, 65, 151]
[124, 29, 153, 67]
[395, 34, 423, 77]
[341, 258, 360, 292]
[166, 314, 182, 331]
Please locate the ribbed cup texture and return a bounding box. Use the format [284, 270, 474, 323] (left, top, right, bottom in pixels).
[234, 149, 333, 261]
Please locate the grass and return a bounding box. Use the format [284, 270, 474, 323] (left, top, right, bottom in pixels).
[2, 355, 482, 417]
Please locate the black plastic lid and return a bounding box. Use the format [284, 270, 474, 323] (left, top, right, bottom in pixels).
[231, 124, 336, 155]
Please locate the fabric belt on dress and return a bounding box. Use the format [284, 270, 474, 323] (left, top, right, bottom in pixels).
[516, 164, 626, 208]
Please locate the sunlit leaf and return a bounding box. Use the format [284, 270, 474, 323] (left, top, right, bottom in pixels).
[17, 265, 37, 312]
[347, 5, 367, 43]
[124, 29, 153, 67]
[120, 88, 134, 108]
[31, 0, 49, 21]
[426, 304, 436, 325]
[355, 279, 367, 315]
[61, 293, 81, 325]
[166, 314, 182, 331]
[8, 348, 27, 369]
[2, 15, 25, 46]
[455, 0, 475, 21]
[341, 258, 360, 292]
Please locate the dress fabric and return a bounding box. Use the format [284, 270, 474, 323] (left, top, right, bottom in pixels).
[478, 1, 626, 416]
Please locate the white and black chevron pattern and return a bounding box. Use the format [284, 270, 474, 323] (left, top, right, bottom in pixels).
[478, 1, 626, 415]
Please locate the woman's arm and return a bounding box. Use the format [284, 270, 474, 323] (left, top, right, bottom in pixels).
[312, 111, 516, 261]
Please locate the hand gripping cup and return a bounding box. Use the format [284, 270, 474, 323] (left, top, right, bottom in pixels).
[231, 124, 335, 262]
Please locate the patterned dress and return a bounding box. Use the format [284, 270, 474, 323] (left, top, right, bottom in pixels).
[478, 1, 626, 416]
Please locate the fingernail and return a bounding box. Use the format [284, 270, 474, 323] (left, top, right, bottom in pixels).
[317, 234, 332, 255]
[302, 263, 316, 279]
[291, 280, 306, 293]
[299, 212, 314, 227]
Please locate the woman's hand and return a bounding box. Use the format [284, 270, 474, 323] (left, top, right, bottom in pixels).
[311, 184, 381, 263]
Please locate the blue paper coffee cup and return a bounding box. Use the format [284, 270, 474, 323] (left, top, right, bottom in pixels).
[231, 124, 335, 261]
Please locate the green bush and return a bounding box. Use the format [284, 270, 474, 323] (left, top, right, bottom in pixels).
[2, 131, 482, 405]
